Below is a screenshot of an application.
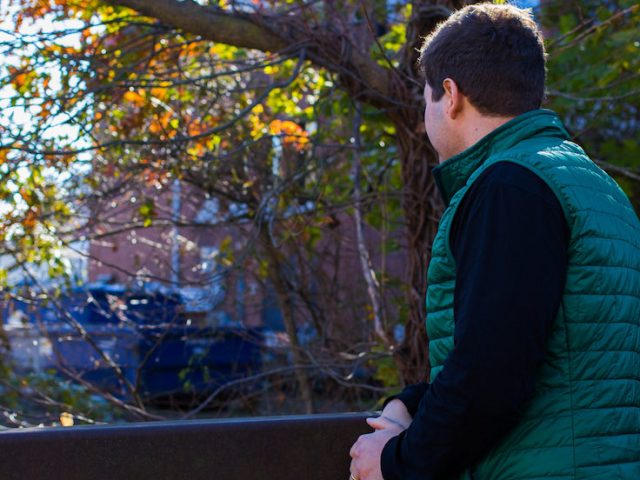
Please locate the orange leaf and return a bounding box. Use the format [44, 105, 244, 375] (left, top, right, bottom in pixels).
[14, 73, 27, 89]
[123, 90, 146, 107]
[22, 209, 38, 232]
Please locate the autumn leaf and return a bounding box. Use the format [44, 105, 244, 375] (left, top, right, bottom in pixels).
[22, 209, 38, 233]
[123, 90, 146, 107]
[59, 412, 74, 427]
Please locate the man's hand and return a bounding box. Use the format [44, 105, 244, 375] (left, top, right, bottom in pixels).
[349, 414, 407, 480]
[371, 399, 412, 431]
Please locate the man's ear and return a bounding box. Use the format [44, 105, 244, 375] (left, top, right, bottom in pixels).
[442, 78, 463, 119]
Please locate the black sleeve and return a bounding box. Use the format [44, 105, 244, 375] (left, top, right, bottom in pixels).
[380, 163, 568, 480]
[382, 382, 429, 417]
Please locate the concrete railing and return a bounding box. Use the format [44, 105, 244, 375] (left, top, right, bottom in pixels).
[0, 412, 372, 480]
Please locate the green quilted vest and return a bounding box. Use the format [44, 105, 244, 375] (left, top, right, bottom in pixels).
[427, 109, 640, 479]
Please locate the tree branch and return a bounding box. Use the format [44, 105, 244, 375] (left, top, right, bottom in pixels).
[594, 159, 640, 183]
[105, 0, 392, 104]
[106, 0, 288, 52]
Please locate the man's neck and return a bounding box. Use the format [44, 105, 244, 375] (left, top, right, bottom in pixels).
[438, 104, 517, 164]
[461, 113, 515, 152]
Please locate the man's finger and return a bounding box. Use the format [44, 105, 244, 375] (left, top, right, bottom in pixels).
[367, 415, 405, 430]
[349, 438, 360, 458]
[349, 458, 360, 480]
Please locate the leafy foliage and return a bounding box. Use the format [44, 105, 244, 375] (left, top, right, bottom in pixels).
[0, 0, 638, 424]
[544, 0, 640, 207]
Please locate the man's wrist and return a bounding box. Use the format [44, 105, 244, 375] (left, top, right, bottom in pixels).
[379, 414, 408, 430]
[381, 399, 412, 428]
[383, 382, 430, 416]
[382, 395, 402, 409]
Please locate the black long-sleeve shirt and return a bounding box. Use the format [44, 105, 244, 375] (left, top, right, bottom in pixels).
[381, 162, 569, 479]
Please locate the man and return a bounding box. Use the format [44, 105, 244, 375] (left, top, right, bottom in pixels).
[349, 3, 640, 480]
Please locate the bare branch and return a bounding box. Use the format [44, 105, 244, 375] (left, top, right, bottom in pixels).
[594, 159, 640, 183]
[352, 104, 391, 347]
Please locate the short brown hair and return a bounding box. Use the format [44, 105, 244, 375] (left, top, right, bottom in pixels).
[419, 3, 546, 116]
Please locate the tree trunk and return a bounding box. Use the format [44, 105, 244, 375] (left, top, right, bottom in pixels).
[387, 4, 452, 384]
[261, 230, 315, 414]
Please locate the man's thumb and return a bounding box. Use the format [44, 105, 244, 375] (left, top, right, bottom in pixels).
[366, 416, 386, 430]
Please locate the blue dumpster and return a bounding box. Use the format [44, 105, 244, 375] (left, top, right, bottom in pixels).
[138, 326, 263, 404]
[2, 288, 263, 406]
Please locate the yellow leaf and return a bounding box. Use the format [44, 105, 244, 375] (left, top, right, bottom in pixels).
[60, 412, 74, 427]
